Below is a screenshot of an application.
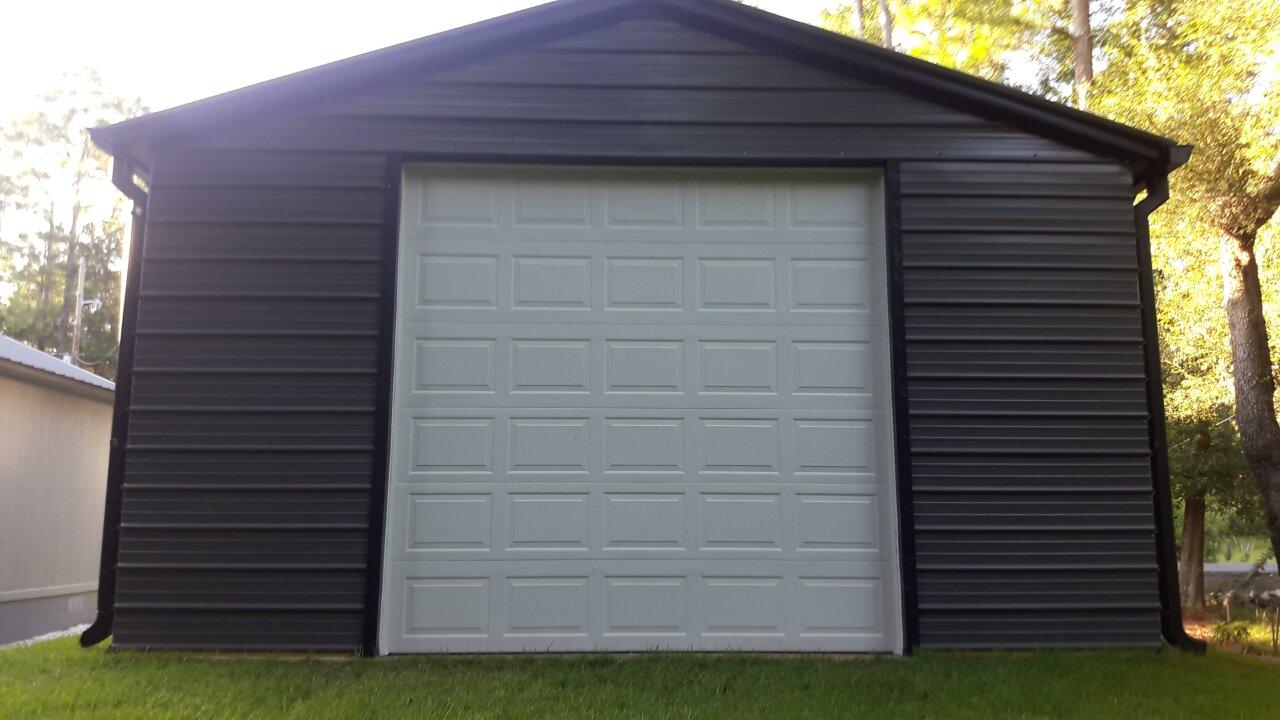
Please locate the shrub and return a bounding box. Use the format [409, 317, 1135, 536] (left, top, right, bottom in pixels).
[1211, 621, 1253, 646]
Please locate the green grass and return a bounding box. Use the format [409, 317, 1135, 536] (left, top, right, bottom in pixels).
[2, 639, 1278, 719]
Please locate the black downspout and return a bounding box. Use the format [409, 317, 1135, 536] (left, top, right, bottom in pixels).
[80, 158, 148, 648]
[1134, 164, 1205, 653]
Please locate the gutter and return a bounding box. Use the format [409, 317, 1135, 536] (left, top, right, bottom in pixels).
[1135, 146, 1206, 653]
[80, 156, 148, 648]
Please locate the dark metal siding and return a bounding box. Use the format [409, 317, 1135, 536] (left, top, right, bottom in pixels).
[900, 161, 1160, 647]
[115, 153, 385, 650]
[111, 12, 1161, 650]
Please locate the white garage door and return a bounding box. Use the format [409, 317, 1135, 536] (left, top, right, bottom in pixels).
[380, 166, 901, 653]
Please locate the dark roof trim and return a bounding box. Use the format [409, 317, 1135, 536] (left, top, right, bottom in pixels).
[90, 0, 1187, 173]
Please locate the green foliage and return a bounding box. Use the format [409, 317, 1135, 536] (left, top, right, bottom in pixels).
[1211, 619, 1253, 645]
[1092, 0, 1280, 533]
[823, 0, 1280, 536]
[1210, 535, 1270, 564]
[1205, 602, 1280, 655]
[1092, 0, 1280, 235]
[1, 216, 126, 372]
[1094, 0, 1280, 441]
[821, 0, 1076, 94]
[1167, 420, 1256, 518]
[824, 1, 1010, 81]
[0, 70, 145, 378]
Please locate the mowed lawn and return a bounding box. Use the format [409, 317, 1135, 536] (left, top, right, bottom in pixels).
[2, 639, 1277, 719]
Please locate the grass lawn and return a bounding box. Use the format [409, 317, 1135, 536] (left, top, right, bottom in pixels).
[2, 639, 1277, 719]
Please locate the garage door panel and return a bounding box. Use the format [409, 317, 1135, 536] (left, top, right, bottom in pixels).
[383, 166, 898, 653]
[398, 242, 877, 327]
[395, 324, 877, 410]
[400, 306, 876, 327]
[389, 559, 890, 652]
[404, 223, 871, 245]
[388, 482, 888, 563]
[393, 408, 882, 481]
[408, 241, 871, 262]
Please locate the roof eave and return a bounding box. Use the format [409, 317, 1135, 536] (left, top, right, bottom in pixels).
[0, 358, 115, 402]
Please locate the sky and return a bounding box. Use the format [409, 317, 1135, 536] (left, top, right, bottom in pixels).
[0, 0, 838, 121]
[0, 0, 839, 306]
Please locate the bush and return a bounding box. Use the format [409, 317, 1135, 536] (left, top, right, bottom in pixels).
[1211, 620, 1253, 645]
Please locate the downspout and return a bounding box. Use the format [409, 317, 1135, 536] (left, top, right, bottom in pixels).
[1134, 146, 1205, 652]
[81, 155, 148, 648]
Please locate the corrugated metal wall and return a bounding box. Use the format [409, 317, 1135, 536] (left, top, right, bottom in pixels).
[112, 10, 1160, 650]
[899, 162, 1159, 646]
[116, 154, 386, 649]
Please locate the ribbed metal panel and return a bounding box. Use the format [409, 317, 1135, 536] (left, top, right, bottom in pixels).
[901, 159, 1159, 648]
[114, 151, 384, 650]
[109, 11, 1161, 650]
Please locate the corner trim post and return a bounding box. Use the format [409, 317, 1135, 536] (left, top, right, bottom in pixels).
[883, 161, 920, 652]
[1134, 167, 1206, 653]
[81, 158, 149, 648]
[361, 155, 404, 657]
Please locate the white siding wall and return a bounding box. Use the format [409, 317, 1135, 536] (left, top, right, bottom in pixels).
[0, 374, 112, 606]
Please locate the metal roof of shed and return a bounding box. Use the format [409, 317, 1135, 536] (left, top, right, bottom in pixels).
[0, 335, 115, 393]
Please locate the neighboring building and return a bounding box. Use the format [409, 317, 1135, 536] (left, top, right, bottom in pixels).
[83, 0, 1196, 654]
[0, 335, 113, 645]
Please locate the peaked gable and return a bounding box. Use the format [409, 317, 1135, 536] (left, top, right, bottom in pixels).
[157, 12, 1099, 170]
[94, 0, 1184, 176]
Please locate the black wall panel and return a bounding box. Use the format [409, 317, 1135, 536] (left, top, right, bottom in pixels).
[900, 160, 1160, 647]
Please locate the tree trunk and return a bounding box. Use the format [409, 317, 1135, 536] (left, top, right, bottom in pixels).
[1179, 489, 1207, 611]
[58, 202, 82, 351]
[36, 209, 55, 311]
[1221, 230, 1280, 564]
[1069, 0, 1093, 108]
[854, 0, 865, 36]
[59, 238, 79, 350]
[876, 0, 893, 49]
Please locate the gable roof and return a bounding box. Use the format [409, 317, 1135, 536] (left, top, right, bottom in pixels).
[91, 0, 1189, 176]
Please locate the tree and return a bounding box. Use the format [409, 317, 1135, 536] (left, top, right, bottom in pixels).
[876, 0, 894, 49]
[823, 0, 1280, 604]
[821, 1, 1075, 89]
[1168, 421, 1257, 608]
[0, 71, 145, 377]
[1068, 0, 1092, 107]
[1089, 0, 1280, 567]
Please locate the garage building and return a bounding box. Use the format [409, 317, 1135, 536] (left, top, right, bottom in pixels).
[83, 0, 1195, 654]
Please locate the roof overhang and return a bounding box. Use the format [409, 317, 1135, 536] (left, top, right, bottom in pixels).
[0, 357, 115, 403]
[90, 0, 1189, 177]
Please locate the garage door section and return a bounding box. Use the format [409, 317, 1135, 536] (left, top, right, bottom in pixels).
[381, 166, 900, 652]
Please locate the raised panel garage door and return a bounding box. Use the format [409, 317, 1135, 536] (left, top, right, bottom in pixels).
[380, 166, 901, 653]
